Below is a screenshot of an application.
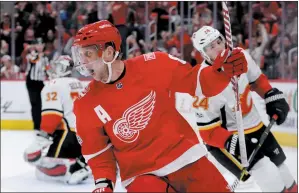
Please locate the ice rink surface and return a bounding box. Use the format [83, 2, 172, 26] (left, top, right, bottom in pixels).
[1, 130, 297, 192]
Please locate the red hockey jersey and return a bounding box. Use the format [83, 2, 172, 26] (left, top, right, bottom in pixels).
[74, 52, 222, 186]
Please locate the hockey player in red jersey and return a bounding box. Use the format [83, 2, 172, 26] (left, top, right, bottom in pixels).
[24, 55, 91, 184]
[70, 20, 249, 192]
[191, 26, 297, 192]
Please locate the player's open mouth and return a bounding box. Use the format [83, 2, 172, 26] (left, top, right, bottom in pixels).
[90, 69, 95, 75]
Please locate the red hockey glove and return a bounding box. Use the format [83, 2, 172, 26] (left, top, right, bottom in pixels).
[93, 178, 114, 193]
[92, 187, 113, 193]
[213, 48, 248, 78]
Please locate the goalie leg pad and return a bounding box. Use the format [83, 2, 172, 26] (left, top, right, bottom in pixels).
[35, 157, 91, 184]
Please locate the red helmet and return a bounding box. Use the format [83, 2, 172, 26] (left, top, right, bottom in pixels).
[71, 20, 122, 80]
[73, 20, 122, 56]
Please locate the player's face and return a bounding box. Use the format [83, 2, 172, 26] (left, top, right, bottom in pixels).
[79, 45, 109, 82]
[79, 45, 100, 66]
[204, 37, 225, 62]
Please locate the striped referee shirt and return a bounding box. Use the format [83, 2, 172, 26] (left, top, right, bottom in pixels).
[25, 54, 48, 81]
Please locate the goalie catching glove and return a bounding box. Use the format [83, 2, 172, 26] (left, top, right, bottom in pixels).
[264, 88, 289, 125]
[24, 130, 53, 164]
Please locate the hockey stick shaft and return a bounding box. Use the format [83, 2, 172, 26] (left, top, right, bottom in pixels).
[222, 1, 249, 167]
[228, 115, 278, 192]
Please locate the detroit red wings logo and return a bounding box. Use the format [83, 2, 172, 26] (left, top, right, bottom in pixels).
[113, 91, 156, 143]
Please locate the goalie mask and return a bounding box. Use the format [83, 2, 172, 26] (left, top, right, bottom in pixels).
[192, 26, 225, 63]
[71, 20, 121, 83]
[46, 55, 73, 79]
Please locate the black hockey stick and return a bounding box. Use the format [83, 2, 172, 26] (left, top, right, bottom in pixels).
[228, 114, 278, 191]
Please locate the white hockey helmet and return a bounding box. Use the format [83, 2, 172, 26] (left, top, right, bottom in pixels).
[191, 26, 225, 63]
[46, 55, 73, 79]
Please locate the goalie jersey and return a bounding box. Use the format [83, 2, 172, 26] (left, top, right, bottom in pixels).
[40, 77, 84, 134]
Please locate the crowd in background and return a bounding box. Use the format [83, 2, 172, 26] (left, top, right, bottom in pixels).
[0, 1, 298, 80]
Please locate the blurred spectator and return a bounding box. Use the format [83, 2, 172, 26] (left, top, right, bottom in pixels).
[63, 25, 77, 56]
[0, 13, 11, 45]
[111, 2, 129, 59]
[0, 1, 297, 80]
[151, 2, 170, 39]
[43, 29, 55, 59]
[23, 13, 39, 44]
[0, 40, 9, 58]
[0, 55, 20, 79]
[36, 3, 56, 41]
[247, 23, 269, 68]
[97, 2, 110, 21]
[285, 3, 298, 38]
[287, 51, 298, 79]
[85, 2, 98, 24]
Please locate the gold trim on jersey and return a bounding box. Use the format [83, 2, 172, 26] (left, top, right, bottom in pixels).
[54, 129, 68, 158]
[198, 122, 222, 131]
[41, 111, 63, 117]
[232, 122, 264, 135]
[53, 118, 76, 157]
[54, 119, 69, 157]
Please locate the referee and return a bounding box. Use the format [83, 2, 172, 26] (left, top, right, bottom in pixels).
[25, 45, 48, 131]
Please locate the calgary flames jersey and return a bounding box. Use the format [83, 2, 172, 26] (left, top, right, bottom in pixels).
[74, 52, 211, 187]
[40, 77, 84, 134]
[193, 50, 264, 136]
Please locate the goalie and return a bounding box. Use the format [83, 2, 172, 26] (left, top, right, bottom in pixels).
[23, 55, 91, 184]
[190, 26, 297, 192]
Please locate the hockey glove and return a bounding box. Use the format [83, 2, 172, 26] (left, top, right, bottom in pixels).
[92, 187, 113, 193]
[24, 130, 53, 164]
[265, 88, 289, 125]
[93, 178, 114, 193]
[213, 48, 248, 78]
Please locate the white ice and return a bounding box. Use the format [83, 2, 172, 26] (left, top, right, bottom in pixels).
[1, 130, 297, 192]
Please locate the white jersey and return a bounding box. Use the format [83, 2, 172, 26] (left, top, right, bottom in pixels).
[193, 49, 264, 133]
[41, 77, 84, 131]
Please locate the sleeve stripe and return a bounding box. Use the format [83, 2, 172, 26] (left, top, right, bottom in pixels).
[42, 111, 63, 117]
[42, 109, 63, 114]
[83, 143, 113, 162]
[198, 122, 222, 131]
[197, 117, 220, 126]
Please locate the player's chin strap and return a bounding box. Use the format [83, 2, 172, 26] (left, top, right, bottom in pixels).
[103, 51, 120, 84]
